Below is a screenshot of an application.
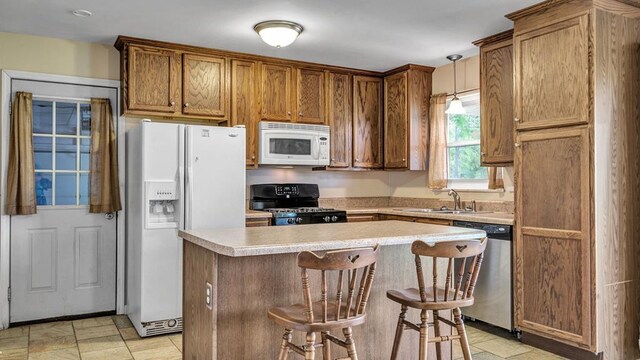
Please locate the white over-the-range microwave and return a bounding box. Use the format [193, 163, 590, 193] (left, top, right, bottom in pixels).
[259, 121, 330, 166]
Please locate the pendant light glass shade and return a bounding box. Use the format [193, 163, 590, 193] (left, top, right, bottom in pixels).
[446, 97, 466, 115]
[254, 21, 303, 48]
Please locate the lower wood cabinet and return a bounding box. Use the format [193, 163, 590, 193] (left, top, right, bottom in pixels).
[346, 214, 379, 222]
[352, 76, 383, 168]
[514, 126, 592, 348]
[380, 214, 452, 226]
[245, 218, 271, 227]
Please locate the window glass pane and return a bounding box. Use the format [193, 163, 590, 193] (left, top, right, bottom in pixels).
[55, 138, 77, 170]
[80, 139, 90, 171]
[55, 173, 77, 205]
[448, 145, 487, 180]
[79, 173, 89, 205]
[33, 100, 53, 134]
[35, 172, 53, 205]
[80, 103, 91, 136]
[56, 102, 77, 135]
[448, 113, 481, 143]
[33, 136, 53, 170]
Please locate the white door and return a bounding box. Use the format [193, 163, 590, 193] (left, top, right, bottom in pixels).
[9, 80, 118, 323]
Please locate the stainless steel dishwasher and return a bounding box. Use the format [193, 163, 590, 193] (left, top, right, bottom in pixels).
[453, 221, 513, 331]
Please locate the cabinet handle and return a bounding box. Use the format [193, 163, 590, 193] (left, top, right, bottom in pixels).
[331, 158, 336, 161]
[299, 112, 303, 116]
[184, 103, 190, 108]
[251, 155, 255, 160]
[481, 152, 486, 156]
[355, 158, 360, 162]
[514, 118, 520, 122]
[515, 143, 521, 148]
[170, 101, 175, 106]
[402, 158, 406, 161]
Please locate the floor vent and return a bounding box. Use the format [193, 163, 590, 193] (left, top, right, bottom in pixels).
[142, 317, 182, 336]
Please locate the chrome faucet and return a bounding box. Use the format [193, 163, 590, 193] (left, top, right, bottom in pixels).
[448, 189, 462, 211]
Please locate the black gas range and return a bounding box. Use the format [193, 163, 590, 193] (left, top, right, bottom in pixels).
[250, 184, 347, 226]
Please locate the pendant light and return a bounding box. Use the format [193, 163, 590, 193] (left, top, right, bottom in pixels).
[445, 54, 466, 115]
[254, 20, 304, 48]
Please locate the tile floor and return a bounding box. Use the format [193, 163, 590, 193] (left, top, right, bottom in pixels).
[0, 315, 566, 360]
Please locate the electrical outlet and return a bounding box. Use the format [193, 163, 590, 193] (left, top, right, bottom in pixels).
[205, 282, 213, 310]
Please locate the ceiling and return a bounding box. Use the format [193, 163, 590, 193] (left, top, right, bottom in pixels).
[0, 0, 539, 71]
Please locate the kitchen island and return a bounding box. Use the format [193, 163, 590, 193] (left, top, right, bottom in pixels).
[179, 220, 486, 360]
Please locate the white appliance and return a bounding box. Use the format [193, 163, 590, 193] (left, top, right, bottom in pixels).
[259, 121, 330, 166]
[126, 121, 245, 337]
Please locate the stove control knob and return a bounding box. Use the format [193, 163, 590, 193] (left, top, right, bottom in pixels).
[295, 218, 303, 224]
[331, 216, 338, 222]
[324, 216, 331, 223]
[287, 218, 295, 224]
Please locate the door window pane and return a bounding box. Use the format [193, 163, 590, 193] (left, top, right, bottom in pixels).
[80, 139, 91, 171]
[33, 136, 53, 170]
[56, 102, 77, 135]
[35, 173, 53, 205]
[33, 100, 53, 134]
[55, 138, 77, 170]
[55, 173, 77, 205]
[79, 173, 90, 205]
[80, 103, 91, 136]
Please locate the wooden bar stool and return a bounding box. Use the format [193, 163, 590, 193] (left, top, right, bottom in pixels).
[268, 245, 380, 360]
[387, 238, 487, 360]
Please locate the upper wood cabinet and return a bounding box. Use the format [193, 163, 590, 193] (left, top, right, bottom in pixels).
[513, 13, 590, 131]
[182, 54, 228, 118]
[328, 72, 352, 168]
[127, 45, 181, 114]
[230, 59, 259, 167]
[260, 63, 294, 122]
[352, 76, 383, 169]
[474, 31, 514, 166]
[383, 66, 432, 170]
[296, 69, 326, 124]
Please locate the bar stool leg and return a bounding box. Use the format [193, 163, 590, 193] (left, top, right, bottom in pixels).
[419, 309, 429, 360]
[343, 327, 358, 360]
[453, 308, 472, 360]
[390, 305, 407, 359]
[433, 310, 442, 360]
[305, 332, 316, 360]
[278, 329, 292, 360]
[321, 331, 331, 359]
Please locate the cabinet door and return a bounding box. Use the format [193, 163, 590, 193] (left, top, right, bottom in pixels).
[297, 69, 326, 124]
[183, 54, 227, 118]
[261, 63, 293, 121]
[480, 39, 514, 166]
[352, 76, 383, 168]
[514, 14, 589, 130]
[127, 45, 181, 113]
[231, 60, 258, 167]
[328, 73, 352, 168]
[384, 71, 408, 169]
[514, 126, 591, 348]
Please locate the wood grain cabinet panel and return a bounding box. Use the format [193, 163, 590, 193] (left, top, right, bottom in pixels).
[514, 126, 591, 348]
[260, 63, 294, 122]
[230, 60, 258, 167]
[296, 68, 326, 124]
[182, 54, 227, 118]
[514, 14, 590, 130]
[352, 76, 383, 168]
[384, 72, 408, 169]
[475, 31, 514, 166]
[328, 72, 352, 168]
[127, 45, 181, 114]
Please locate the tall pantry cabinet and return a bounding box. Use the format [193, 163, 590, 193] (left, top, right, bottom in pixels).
[508, 1, 640, 359]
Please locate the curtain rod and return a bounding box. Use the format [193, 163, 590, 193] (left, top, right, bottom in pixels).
[445, 88, 479, 97]
[32, 94, 92, 102]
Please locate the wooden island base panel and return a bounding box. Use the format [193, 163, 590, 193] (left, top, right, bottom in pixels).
[179, 221, 486, 360]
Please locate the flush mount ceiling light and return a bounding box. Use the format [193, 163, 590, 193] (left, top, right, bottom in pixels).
[254, 20, 303, 48]
[72, 9, 92, 17]
[445, 54, 466, 115]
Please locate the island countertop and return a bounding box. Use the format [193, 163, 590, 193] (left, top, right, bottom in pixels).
[178, 220, 486, 257]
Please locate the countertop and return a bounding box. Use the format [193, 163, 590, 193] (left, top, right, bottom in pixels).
[179, 220, 486, 257]
[244, 207, 514, 225]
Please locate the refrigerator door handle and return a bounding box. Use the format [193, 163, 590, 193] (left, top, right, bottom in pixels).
[185, 126, 194, 230]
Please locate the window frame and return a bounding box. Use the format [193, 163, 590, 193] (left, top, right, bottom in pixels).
[33, 97, 91, 208]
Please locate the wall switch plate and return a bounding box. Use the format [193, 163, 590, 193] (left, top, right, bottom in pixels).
[205, 282, 213, 310]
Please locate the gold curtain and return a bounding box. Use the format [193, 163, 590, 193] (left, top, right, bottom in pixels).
[488, 167, 505, 190]
[428, 93, 448, 189]
[6, 92, 36, 215]
[89, 98, 122, 213]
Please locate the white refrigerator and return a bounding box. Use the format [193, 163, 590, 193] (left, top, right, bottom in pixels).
[126, 121, 245, 337]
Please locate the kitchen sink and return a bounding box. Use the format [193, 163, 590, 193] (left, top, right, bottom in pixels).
[393, 208, 493, 215]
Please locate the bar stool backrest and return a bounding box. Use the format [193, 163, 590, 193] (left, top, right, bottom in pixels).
[296, 245, 380, 325]
[411, 238, 488, 303]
